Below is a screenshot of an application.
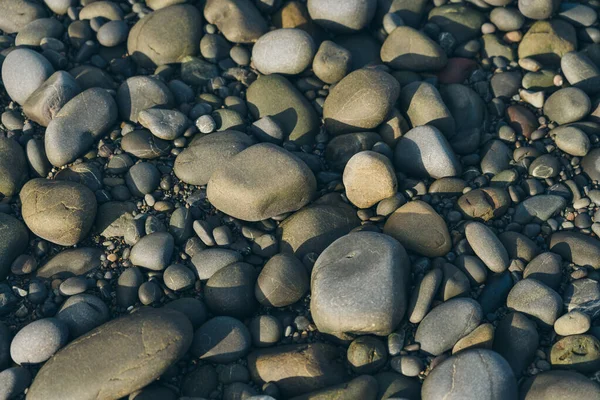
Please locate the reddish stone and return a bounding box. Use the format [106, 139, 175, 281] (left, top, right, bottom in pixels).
[437, 58, 478, 84]
[506, 105, 539, 138]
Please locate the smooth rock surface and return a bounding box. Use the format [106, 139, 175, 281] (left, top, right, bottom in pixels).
[311, 232, 409, 339]
[383, 200, 452, 257]
[20, 179, 97, 246]
[27, 308, 193, 400]
[323, 68, 400, 135]
[207, 144, 316, 221]
[45, 88, 118, 167]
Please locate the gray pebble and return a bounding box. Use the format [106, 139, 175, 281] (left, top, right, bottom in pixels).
[10, 318, 69, 365]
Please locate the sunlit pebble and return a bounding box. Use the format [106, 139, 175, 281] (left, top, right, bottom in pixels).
[554, 75, 564, 86]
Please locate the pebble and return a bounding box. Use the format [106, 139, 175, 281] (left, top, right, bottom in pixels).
[23, 70, 80, 127]
[249, 315, 282, 348]
[129, 232, 174, 271]
[191, 316, 251, 363]
[278, 200, 360, 258]
[207, 143, 316, 221]
[56, 294, 109, 337]
[27, 308, 192, 400]
[247, 74, 319, 145]
[163, 264, 195, 291]
[311, 231, 409, 340]
[343, 151, 397, 209]
[252, 29, 315, 75]
[399, 82, 455, 138]
[255, 254, 308, 307]
[519, 20, 577, 65]
[384, 200, 451, 257]
[20, 179, 97, 246]
[550, 231, 600, 269]
[422, 349, 517, 400]
[138, 109, 189, 140]
[117, 267, 144, 308]
[347, 336, 387, 374]
[453, 322, 494, 354]
[550, 334, 600, 372]
[127, 4, 203, 68]
[205, 262, 258, 318]
[204, 0, 267, 44]
[490, 7, 525, 32]
[0, 1, 599, 397]
[312, 40, 352, 84]
[0, 367, 31, 399]
[1, 48, 54, 105]
[247, 343, 347, 397]
[544, 87, 591, 124]
[415, 298, 483, 356]
[394, 125, 461, 179]
[520, 370, 600, 400]
[36, 247, 103, 279]
[381, 26, 447, 71]
[125, 162, 160, 197]
[10, 318, 67, 367]
[493, 312, 539, 376]
[45, 88, 118, 167]
[323, 68, 400, 135]
[554, 310, 591, 336]
[308, 0, 376, 33]
[117, 76, 174, 123]
[174, 131, 254, 186]
[523, 252, 563, 289]
[0, 136, 28, 199]
[506, 278, 562, 329]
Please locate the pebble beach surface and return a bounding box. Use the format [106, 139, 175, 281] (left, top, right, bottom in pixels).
[1, 0, 600, 399]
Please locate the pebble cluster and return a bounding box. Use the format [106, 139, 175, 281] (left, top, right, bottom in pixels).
[0, 0, 600, 399]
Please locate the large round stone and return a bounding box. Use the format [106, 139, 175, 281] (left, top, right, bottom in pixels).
[307, 0, 376, 33]
[1, 48, 54, 105]
[277, 200, 360, 259]
[422, 349, 517, 400]
[519, 0, 561, 20]
[343, 151, 397, 209]
[204, 0, 267, 44]
[252, 28, 315, 75]
[127, 4, 203, 68]
[393, 125, 461, 179]
[45, 88, 118, 167]
[549, 231, 600, 269]
[428, 4, 485, 43]
[323, 68, 400, 135]
[415, 298, 482, 356]
[310, 231, 410, 340]
[506, 278, 562, 329]
[518, 20, 577, 65]
[191, 316, 251, 364]
[247, 343, 348, 398]
[247, 74, 320, 145]
[519, 370, 600, 400]
[398, 82, 456, 137]
[543, 87, 591, 124]
[383, 200, 451, 257]
[207, 143, 316, 221]
[0, 0, 47, 33]
[117, 76, 174, 123]
[20, 179, 97, 246]
[22, 71, 81, 127]
[26, 308, 193, 400]
[381, 26, 447, 71]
